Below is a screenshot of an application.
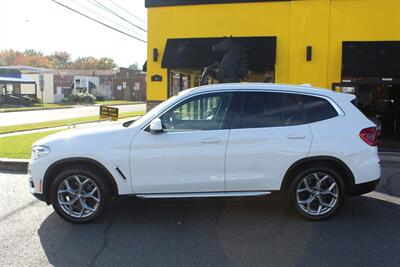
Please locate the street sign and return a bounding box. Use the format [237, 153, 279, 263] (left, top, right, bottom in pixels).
[100, 105, 119, 121]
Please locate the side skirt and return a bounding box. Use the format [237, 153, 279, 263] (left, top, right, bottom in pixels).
[135, 191, 271, 199]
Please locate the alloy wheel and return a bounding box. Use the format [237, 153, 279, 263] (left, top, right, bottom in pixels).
[57, 175, 101, 218]
[296, 172, 339, 216]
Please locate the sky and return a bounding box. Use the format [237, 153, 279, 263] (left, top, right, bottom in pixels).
[0, 0, 148, 68]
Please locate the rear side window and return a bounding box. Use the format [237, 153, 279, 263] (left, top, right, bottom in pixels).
[300, 95, 338, 123]
[238, 92, 305, 128]
[284, 93, 304, 126]
[241, 92, 284, 128]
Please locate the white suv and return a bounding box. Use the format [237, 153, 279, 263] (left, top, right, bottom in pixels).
[28, 84, 381, 223]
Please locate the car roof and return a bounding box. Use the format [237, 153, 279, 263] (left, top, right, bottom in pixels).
[188, 83, 354, 101]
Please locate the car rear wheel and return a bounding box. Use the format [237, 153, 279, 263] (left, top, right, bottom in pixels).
[287, 166, 345, 220]
[50, 167, 109, 223]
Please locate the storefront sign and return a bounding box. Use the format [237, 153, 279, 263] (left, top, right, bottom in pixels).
[100, 106, 119, 121]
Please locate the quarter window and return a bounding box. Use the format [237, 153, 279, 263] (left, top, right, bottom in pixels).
[160, 93, 232, 132]
[300, 95, 338, 123]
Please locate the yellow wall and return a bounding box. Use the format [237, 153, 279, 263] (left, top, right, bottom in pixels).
[147, 0, 400, 101]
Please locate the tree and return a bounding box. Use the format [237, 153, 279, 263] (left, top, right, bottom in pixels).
[0, 49, 21, 66]
[49, 51, 71, 69]
[0, 49, 119, 70]
[128, 62, 139, 70]
[72, 56, 99, 69]
[23, 49, 44, 57]
[97, 57, 117, 70]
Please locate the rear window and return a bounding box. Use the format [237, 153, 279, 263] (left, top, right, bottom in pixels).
[300, 95, 338, 123]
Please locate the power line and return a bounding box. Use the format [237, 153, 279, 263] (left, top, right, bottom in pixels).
[90, 0, 147, 33]
[50, 0, 147, 43]
[107, 0, 147, 24]
[75, 0, 146, 38]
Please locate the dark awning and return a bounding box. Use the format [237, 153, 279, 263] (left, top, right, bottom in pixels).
[0, 77, 36, 84]
[161, 36, 276, 72]
[142, 61, 147, 72]
[146, 0, 288, 8]
[342, 41, 400, 77]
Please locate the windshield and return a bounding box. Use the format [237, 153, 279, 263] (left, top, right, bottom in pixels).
[128, 89, 193, 128]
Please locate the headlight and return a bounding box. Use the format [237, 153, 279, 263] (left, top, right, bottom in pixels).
[31, 146, 50, 160]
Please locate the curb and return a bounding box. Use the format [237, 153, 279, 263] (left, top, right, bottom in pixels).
[0, 106, 74, 113]
[0, 158, 29, 173]
[1, 153, 398, 174]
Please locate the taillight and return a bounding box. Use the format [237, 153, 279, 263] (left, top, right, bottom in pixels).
[359, 127, 378, 146]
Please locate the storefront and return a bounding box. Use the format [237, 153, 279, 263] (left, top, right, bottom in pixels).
[145, 0, 400, 149]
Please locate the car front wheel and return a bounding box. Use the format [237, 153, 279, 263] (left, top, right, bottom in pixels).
[49, 167, 109, 223]
[287, 166, 345, 220]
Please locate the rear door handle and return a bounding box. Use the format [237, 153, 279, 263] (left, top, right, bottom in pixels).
[287, 134, 306, 140]
[201, 137, 221, 144]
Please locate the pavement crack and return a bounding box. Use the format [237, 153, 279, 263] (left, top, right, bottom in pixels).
[88, 213, 116, 267]
[0, 199, 38, 222]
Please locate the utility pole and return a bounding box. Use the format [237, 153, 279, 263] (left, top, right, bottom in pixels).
[39, 74, 45, 107]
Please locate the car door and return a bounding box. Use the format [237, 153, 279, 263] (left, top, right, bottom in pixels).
[225, 91, 312, 191]
[131, 92, 233, 194]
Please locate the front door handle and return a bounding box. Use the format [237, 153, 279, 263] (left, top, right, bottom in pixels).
[201, 137, 221, 144]
[287, 134, 306, 140]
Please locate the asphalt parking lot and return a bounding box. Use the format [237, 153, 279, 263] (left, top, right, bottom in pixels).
[0, 162, 399, 267]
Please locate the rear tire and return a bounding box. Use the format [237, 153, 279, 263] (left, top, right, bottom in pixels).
[286, 165, 345, 221]
[49, 166, 109, 224]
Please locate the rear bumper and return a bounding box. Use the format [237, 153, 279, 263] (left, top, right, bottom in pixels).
[348, 179, 380, 196]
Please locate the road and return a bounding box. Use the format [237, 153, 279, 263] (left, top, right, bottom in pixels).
[0, 162, 399, 267]
[0, 104, 146, 126]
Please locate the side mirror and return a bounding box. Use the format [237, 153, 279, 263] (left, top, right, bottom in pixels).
[149, 118, 163, 133]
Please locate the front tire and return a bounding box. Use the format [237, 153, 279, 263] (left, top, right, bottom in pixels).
[49, 167, 109, 223]
[287, 166, 345, 221]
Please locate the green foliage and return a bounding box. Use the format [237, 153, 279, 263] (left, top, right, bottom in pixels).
[66, 93, 96, 104]
[95, 95, 106, 101]
[0, 110, 146, 134]
[0, 130, 63, 159]
[128, 62, 139, 70]
[97, 57, 117, 69]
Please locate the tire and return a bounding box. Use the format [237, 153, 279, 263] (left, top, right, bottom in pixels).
[49, 166, 109, 224]
[286, 165, 346, 221]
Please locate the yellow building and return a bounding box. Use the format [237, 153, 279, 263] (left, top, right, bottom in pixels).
[145, 0, 400, 144]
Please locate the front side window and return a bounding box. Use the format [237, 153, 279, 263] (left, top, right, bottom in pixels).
[300, 95, 338, 123]
[160, 93, 232, 132]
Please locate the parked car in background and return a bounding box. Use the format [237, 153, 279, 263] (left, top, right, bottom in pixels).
[28, 83, 381, 223]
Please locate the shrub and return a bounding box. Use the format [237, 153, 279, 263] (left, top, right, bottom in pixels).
[95, 95, 106, 101]
[65, 93, 96, 104]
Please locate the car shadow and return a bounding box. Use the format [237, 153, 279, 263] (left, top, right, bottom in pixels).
[38, 194, 400, 267]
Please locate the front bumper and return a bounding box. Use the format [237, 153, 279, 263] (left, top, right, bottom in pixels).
[28, 158, 52, 204]
[348, 179, 380, 196]
[32, 193, 47, 202]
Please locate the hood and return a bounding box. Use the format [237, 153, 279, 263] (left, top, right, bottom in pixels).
[33, 122, 138, 147]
